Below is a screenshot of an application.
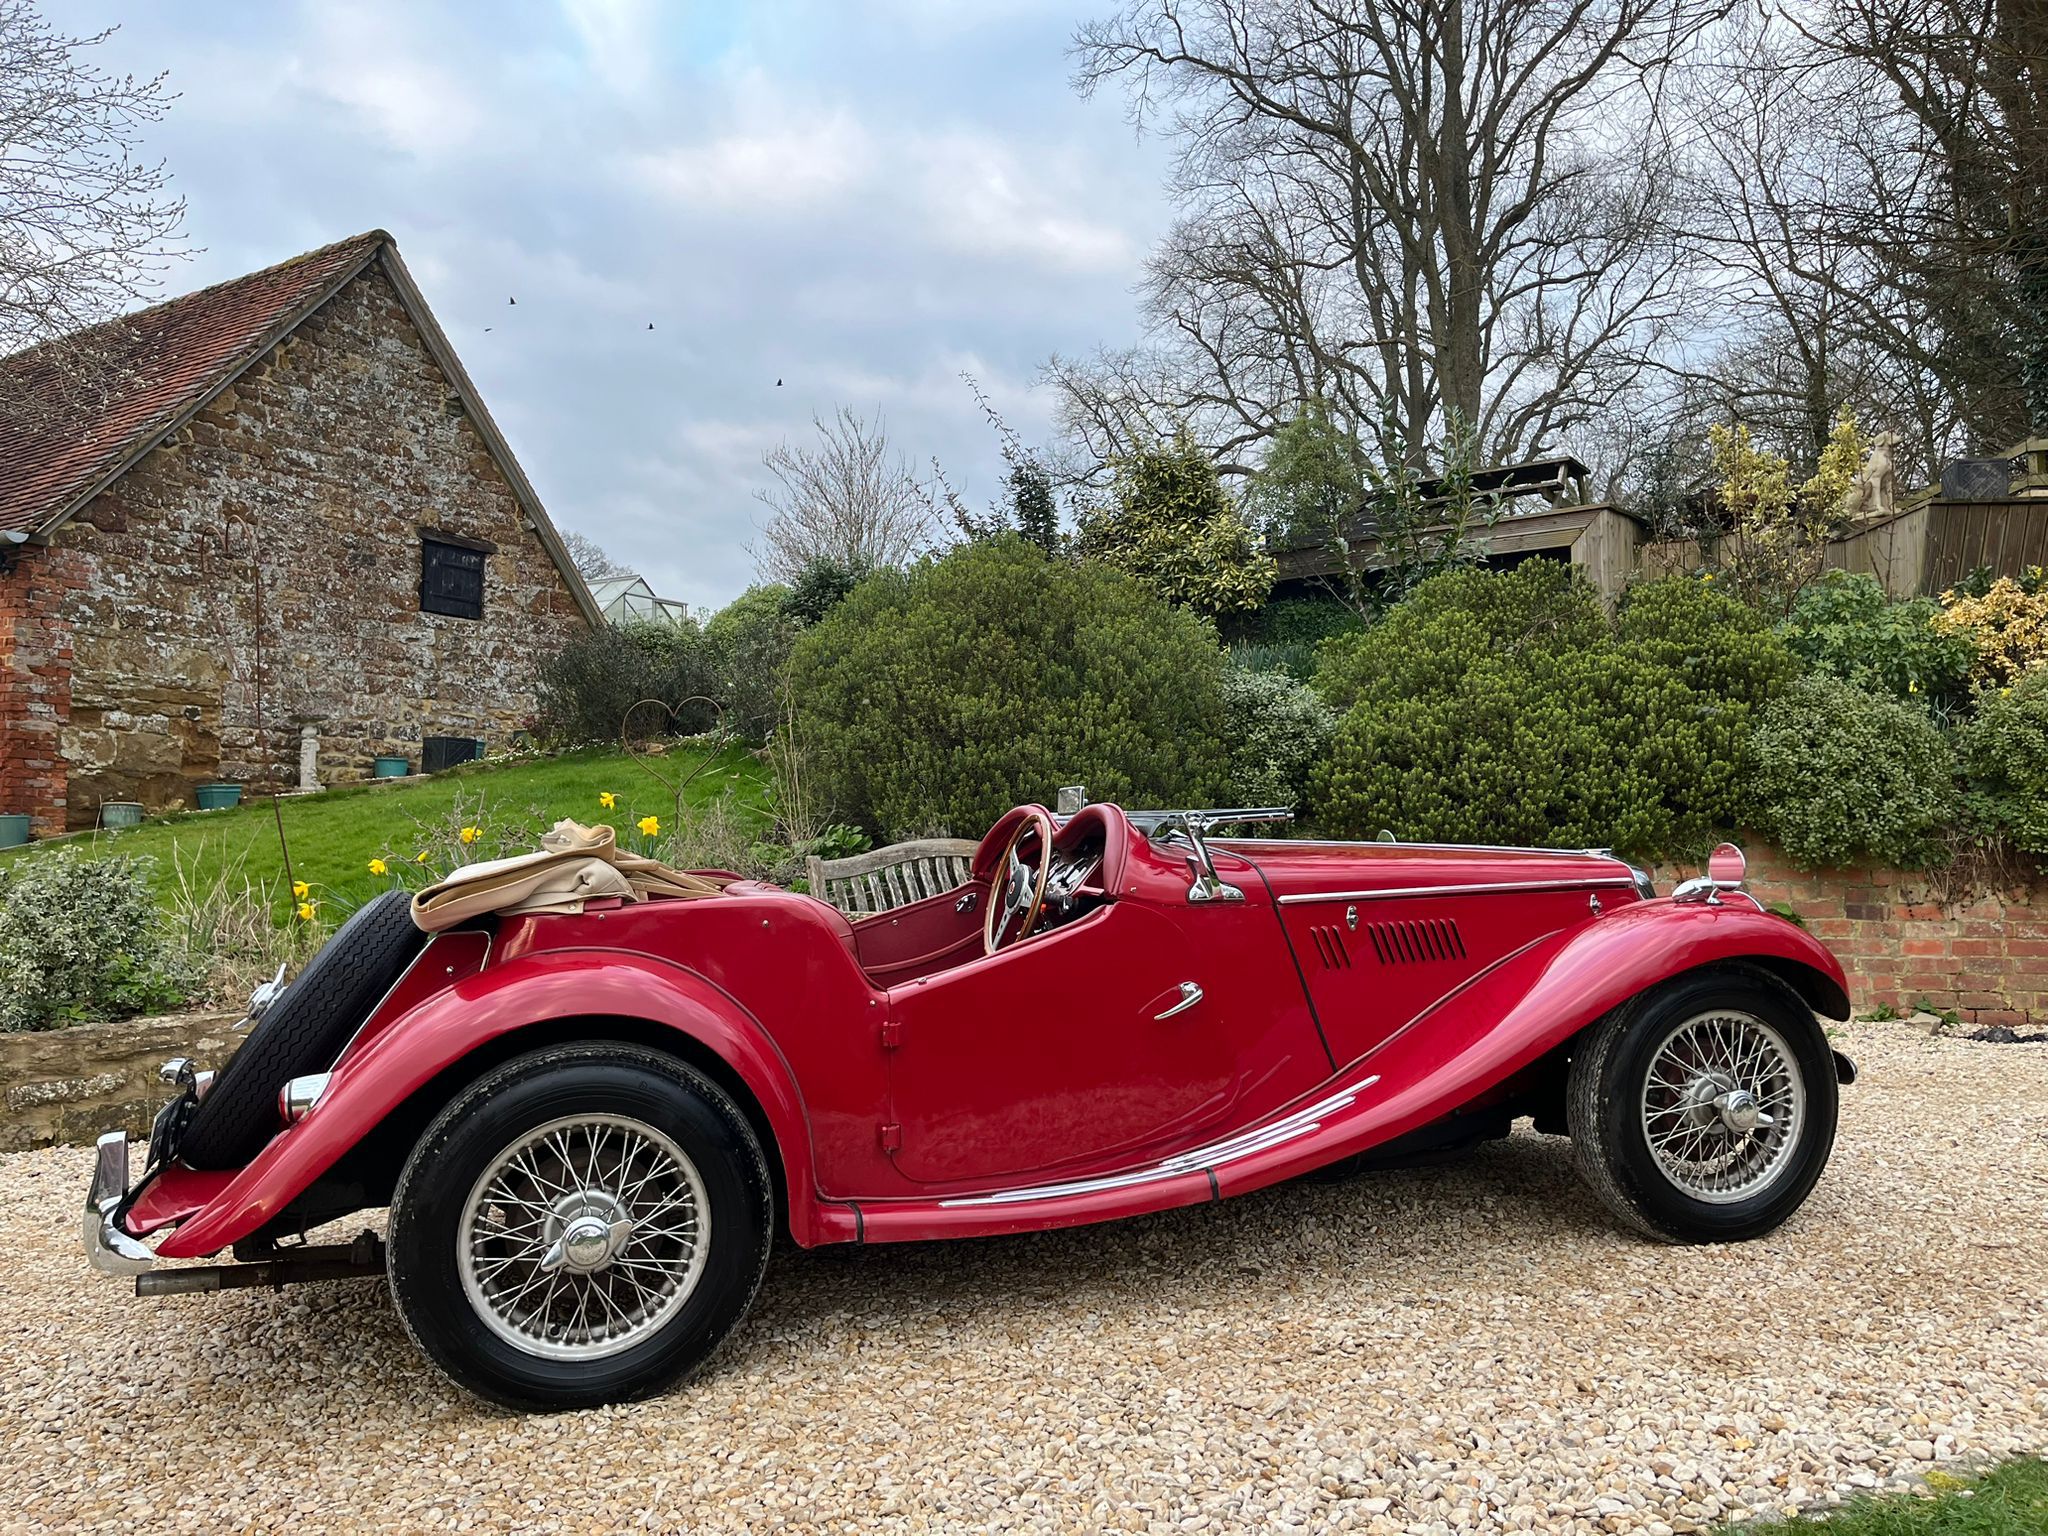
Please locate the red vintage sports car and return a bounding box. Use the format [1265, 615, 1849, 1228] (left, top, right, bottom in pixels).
[85, 803, 1854, 1410]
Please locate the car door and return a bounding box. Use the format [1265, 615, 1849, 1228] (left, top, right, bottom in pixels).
[882, 901, 1239, 1187]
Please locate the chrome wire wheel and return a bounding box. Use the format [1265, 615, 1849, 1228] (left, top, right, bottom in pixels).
[457, 1113, 712, 1361]
[1639, 1010, 1806, 1204]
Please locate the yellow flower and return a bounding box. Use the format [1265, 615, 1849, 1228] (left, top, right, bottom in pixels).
[637, 815, 661, 837]
[367, 858, 388, 876]
[291, 880, 310, 901]
[415, 850, 430, 864]
[295, 901, 318, 922]
[460, 825, 481, 845]
[1700, 572, 1713, 582]
[599, 791, 618, 810]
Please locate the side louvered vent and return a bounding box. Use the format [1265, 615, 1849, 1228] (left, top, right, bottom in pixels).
[1365, 918, 1466, 965]
[1308, 926, 1352, 969]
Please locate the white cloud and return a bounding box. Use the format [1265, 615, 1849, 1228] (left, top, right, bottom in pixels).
[290, 7, 489, 153]
[910, 134, 1135, 273]
[634, 115, 873, 213]
[560, 0, 657, 97]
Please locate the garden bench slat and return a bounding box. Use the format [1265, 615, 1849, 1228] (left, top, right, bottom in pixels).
[807, 838, 980, 919]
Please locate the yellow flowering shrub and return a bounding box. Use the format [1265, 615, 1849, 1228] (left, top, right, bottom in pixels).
[1936, 577, 2048, 688]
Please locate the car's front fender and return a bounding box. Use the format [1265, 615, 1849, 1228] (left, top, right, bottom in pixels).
[1202, 893, 1851, 1200]
[151, 949, 839, 1258]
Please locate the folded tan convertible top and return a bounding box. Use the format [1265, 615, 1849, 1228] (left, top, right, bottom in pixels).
[409, 819, 733, 933]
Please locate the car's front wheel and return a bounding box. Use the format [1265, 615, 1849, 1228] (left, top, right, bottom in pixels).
[387, 1043, 773, 1410]
[1568, 965, 1839, 1243]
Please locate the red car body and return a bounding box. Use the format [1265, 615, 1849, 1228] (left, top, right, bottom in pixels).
[113, 803, 1850, 1262]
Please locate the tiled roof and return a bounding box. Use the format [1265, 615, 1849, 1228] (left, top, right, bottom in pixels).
[0, 231, 389, 535]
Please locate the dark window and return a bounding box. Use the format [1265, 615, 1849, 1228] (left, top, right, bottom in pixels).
[422, 736, 486, 773]
[421, 536, 485, 619]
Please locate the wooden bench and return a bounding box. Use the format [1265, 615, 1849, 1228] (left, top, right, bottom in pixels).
[805, 839, 978, 918]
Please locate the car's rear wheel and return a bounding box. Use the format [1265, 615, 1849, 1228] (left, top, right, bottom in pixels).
[387, 1043, 774, 1410]
[1568, 965, 1838, 1243]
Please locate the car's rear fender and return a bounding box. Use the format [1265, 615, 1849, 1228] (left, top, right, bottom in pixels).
[151, 949, 850, 1259]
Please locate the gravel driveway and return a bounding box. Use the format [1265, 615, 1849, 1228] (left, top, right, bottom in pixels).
[2, 1020, 2043, 1535]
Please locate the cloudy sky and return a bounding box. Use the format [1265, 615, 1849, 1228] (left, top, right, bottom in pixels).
[78, 0, 1172, 611]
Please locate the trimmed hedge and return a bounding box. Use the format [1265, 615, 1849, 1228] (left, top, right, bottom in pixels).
[1750, 673, 1957, 867]
[788, 538, 1231, 838]
[1308, 567, 1793, 856]
[1957, 669, 2048, 854]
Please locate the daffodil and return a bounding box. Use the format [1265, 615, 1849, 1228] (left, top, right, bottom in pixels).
[291, 880, 310, 901]
[367, 857, 388, 876]
[460, 825, 481, 845]
[295, 900, 318, 922]
[599, 791, 618, 810]
[415, 850, 430, 864]
[637, 815, 661, 837]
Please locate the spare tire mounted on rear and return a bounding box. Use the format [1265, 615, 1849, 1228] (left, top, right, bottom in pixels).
[177, 890, 428, 1170]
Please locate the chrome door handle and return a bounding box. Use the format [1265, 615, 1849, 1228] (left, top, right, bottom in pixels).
[1154, 981, 1204, 1020]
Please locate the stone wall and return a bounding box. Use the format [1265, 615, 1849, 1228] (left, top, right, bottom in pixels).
[0, 1010, 240, 1152]
[0, 258, 588, 833]
[1651, 842, 2048, 1026]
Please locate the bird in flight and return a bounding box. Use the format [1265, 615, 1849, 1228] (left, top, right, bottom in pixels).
[508, 296, 516, 305]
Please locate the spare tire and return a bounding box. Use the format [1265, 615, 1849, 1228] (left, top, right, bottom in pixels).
[178, 890, 429, 1170]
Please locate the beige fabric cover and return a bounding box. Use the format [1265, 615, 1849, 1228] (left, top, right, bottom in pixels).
[409, 819, 733, 932]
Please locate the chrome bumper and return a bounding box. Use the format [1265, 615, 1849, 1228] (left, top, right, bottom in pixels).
[83, 1132, 155, 1276]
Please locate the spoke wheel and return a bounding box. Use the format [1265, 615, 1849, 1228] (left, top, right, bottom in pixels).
[1638, 1011, 1806, 1203]
[388, 1043, 773, 1411]
[459, 1114, 712, 1361]
[1568, 965, 1839, 1244]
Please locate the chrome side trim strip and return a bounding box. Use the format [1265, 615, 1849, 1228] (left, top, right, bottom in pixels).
[1275, 876, 1636, 906]
[936, 1075, 1382, 1207]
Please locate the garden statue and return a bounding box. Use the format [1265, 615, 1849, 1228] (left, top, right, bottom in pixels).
[1845, 430, 1898, 520]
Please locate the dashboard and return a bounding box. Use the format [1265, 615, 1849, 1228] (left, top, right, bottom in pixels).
[1035, 822, 1107, 934]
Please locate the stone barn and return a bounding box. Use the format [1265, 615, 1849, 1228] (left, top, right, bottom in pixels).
[0, 231, 598, 833]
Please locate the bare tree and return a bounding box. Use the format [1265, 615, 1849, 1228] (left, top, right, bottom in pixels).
[559, 530, 634, 582]
[0, 3, 184, 419]
[1059, 0, 1724, 479]
[750, 408, 941, 582]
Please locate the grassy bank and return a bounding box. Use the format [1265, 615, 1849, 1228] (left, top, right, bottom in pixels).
[0, 744, 773, 917]
[1721, 1459, 2048, 1534]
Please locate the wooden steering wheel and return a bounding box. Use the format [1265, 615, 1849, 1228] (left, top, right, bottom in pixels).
[984, 806, 1055, 955]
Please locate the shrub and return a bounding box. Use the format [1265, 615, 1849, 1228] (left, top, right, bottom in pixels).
[1782, 570, 1976, 709]
[1315, 561, 1606, 712]
[1956, 669, 2048, 853]
[0, 851, 197, 1031]
[1749, 673, 1956, 868]
[1077, 431, 1275, 615]
[1308, 565, 1793, 856]
[787, 538, 1231, 838]
[533, 620, 720, 745]
[1220, 595, 1362, 679]
[781, 557, 869, 626]
[1936, 575, 2048, 689]
[703, 585, 800, 742]
[1219, 665, 1337, 809]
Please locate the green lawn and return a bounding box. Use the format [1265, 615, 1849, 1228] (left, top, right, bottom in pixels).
[0, 744, 773, 917]
[1720, 1460, 2048, 1535]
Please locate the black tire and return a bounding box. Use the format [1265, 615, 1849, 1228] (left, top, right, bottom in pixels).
[1568, 964, 1839, 1243]
[179, 890, 427, 1170]
[387, 1043, 774, 1411]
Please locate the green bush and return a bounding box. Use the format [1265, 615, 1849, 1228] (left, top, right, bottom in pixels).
[1781, 570, 1975, 709]
[0, 851, 197, 1031]
[533, 620, 720, 745]
[1219, 596, 1363, 680]
[787, 538, 1231, 837]
[1308, 566, 1794, 856]
[1219, 665, 1337, 809]
[781, 558, 868, 626]
[1750, 673, 1957, 868]
[1956, 669, 2048, 853]
[703, 585, 800, 742]
[1076, 431, 1275, 615]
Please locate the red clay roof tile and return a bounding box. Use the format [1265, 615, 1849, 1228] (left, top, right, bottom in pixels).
[0, 231, 388, 535]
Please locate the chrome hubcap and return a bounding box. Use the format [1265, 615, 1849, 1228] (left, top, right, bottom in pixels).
[1640, 1011, 1805, 1203]
[458, 1114, 711, 1361]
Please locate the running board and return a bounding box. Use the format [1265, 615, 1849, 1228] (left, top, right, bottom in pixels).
[135, 1232, 385, 1296]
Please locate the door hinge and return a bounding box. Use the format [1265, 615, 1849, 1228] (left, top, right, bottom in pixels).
[879, 1121, 902, 1154]
[879, 1018, 903, 1050]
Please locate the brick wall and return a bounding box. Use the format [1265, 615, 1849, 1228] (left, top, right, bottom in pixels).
[4, 260, 587, 830]
[0, 544, 85, 836]
[1650, 843, 2048, 1026]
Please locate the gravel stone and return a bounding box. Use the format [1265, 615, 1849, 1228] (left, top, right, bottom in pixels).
[1, 1021, 2042, 1533]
